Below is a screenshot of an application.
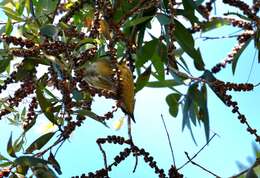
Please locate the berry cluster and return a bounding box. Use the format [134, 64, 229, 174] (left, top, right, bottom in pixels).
[197, 0, 214, 20]
[40, 40, 76, 56]
[22, 97, 38, 131]
[223, 0, 256, 20]
[211, 80, 260, 143]
[168, 165, 183, 178]
[1, 35, 35, 48]
[211, 31, 253, 73]
[74, 135, 181, 178]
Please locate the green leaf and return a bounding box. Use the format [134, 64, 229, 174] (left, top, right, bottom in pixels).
[0, 153, 10, 161]
[25, 132, 55, 154]
[182, 0, 199, 23]
[135, 65, 151, 93]
[136, 39, 158, 68]
[201, 17, 230, 32]
[36, 85, 58, 125]
[40, 24, 58, 38]
[0, 6, 24, 22]
[0, 161, 13, 167]
[0, 58, 10, 73]
[124, 16, 153, 28]
[48, 152, 62, 175]
[146, 79, 181, 88]
[166, 93, 181, 117]
[193, 48, 205, 71]
[182, 83, 199, 144]
[151, 54, 165, 80]
[74, 110, 108, 127]
[7, 132, 16, 158]
[174, 19, 205, 70]
[198, 84, 210, 141]
[14, 156, 49, 167]
[5, 18, 13, 35]
[15, 0, 25, 15]
[232, 37, 252, 74]
[13, 134, 24, 153]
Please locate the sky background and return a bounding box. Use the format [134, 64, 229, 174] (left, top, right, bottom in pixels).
[0, 1, 259, 178]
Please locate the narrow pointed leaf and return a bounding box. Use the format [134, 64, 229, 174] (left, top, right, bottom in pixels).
[14, 156, 49, 167]
[7, 132, 16, 158]
[232, 37, 252, 74]
[135, 65, 151, 93]
[25, 132, 55, 154]
[48, 152, 62, 175]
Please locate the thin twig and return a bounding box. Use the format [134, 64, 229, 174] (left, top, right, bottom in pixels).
[246, 49, 257, 82]
[127, 116, 139, 173]
[161, 114, 175, 167]
[254, 82, 260, 87]
[98, 143, 108, 169]
[178, 133, 217, 170]
[185, 152, 221, 177]
[197, 34, 240, 41]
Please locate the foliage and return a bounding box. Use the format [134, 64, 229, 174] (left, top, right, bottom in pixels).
[0, 0, 259, 177]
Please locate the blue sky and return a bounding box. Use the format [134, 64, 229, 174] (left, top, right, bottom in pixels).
[0, 1, 259, 178]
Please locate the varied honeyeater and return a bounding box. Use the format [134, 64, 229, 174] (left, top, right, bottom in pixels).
[81, 55, 135, 122]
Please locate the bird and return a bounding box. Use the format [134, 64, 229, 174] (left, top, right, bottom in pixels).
[81, 55, 136, 122]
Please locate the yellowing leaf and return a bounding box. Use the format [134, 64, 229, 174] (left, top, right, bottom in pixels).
[113, 117, 125, 131]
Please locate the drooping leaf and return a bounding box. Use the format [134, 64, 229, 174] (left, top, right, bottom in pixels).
[0, 6, 24, 22]
[136, 39, 158, 68]
[13, 134, 25, 153]
[0, 161, 12, 167]
[14, 156, 49, 167]
[151, 54, 165, 81]
[232, 37, 252, 74]
[124, 16, 153, 28]
[135, 65, 151, 93]
[5, 18, 13, 35]
[7, 132, 16, 158]
[182, 0, 199, 23]
[48, 152, 62, 175]
[198, 84, 210, 141]
[174, 19, 205, 70]
[36, 85, 58, 125]
[0, 58, 10, 73]
[0, 153, 9, 161]
[75, 109, 108, 127]
[25, 132, 55, 154]
[182, 83, 200, 145]
[166, 93, 181, 117]
[146, 79, 182, 88]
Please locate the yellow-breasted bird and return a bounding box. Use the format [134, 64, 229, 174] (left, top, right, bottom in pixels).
[81, 55, 135, 122]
